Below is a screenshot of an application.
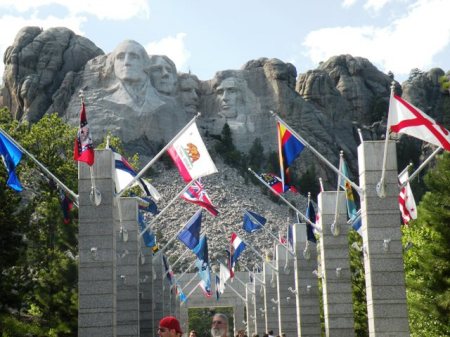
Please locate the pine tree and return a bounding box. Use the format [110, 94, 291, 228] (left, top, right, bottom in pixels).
[403, 152, 450, 337]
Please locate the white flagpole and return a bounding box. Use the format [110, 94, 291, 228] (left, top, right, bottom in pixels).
[331, 153, 343, 235]
[319, 177, 324, 192]
[0, 127, 78, 203]
[140, 180, 195, 239]
[270, 111, 362, 195]
[241, 264, 265, 285]
[248, 168, 319, 230]
[243, 209, 295, 257]
[400, 146, 442, 187]
[116, 113, 200, 198]
[377, 82, 395, 198]
[183, 279, 201, 301]
[243, 238, 279, 273]
[213, 272, 247, 302]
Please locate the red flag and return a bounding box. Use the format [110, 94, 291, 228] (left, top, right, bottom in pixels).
[388, 94, 450, 151]
[74, 102, 94, 166]
[398, 170, 417, 225]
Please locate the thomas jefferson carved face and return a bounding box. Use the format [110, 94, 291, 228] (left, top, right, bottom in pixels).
[150, 56, 177, 96]
[113, 41, 147, 84]
[216, 77, 242, 119]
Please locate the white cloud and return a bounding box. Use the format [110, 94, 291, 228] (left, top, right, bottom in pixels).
[363, 0, 392, 11]
[0, 13, 86, 83]
[0, 0, 150, 20]
[145, 33, 191, 72]
[303, 0, 450, 79]
[342, 0, 359, 8]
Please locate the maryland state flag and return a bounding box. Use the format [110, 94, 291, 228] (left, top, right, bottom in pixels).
[74, 102, 94, 166]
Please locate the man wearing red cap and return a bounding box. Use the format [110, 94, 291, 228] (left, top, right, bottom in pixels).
[158, 316, 183, 337]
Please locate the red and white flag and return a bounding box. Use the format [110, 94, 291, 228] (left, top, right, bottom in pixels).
[388, 94, 450, 151]
[181, 178, 218, 216]
[398, 170, 417, 225]
[73, 102, 94, 166]
[168, 122, 218, 182]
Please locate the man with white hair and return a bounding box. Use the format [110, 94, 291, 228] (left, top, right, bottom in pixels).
[211, 313, 229, 337]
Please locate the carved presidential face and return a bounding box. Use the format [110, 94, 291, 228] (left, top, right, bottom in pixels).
[113, 41, 147, 84]
[150, 56, 177, 96]
[179, 77, 199, 115]
[216, 77, 241, 119]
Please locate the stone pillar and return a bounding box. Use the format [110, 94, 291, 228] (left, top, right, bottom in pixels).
[78, 149, 117, 337]
[318, 191, 355, 337]
[115, 198, 140, 337]
[179, 300, 189, 335]
[152, 253, 165, 329]
[139, 242, 153, 337]
[276, 244, 298, 337]
[233, 300, 246, 334]
[246, 283, 255, 337]
[163, 274, 171, 316]
[263, 262, 279, 335]
[358, 141, 410, 336]
[293, 223, 321, 337]
[254, 277, 265, 334]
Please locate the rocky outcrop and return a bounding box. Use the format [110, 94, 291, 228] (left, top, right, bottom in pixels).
[2, 26, 103, 123]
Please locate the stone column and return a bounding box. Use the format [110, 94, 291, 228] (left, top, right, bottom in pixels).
[115, 198, 140, 337]
[178, 299, 189, 335]
[293, 223, 321, 337]
[276, 244, 298, 337]
[358, 141, 410, 336]
[254, 277, 266, 334]
[163, 274, 171, 316]
[246, 283, 255, 337]
[318, 191, 355, 337]
[152, 253, 165, 329]
[263, 262, 279, 335]
[78, 149, 117, 337]
[233, 299, 246, 334]
[139, 242, 153, 337]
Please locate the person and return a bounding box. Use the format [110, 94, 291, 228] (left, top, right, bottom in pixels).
[211, 313, 229, 337]
[157, 316, 183, 337]
[149, 55, 178, 96]
[189, 330, 198, 337]
[267, 330, 274, 337]
[103, 39, 164, 113]
[178, 73, 200, 115]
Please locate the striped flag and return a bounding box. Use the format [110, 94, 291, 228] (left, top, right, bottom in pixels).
[398, 170, 417, 225]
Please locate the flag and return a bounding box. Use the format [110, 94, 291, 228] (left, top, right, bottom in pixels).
[59, 190, 73, 224]
[259, 172, 298, 194]
[181, 178, 218, 216]
[177, 285, 187, 303]
[287, 224, 294, 251]
[113, 149, 161, 200]
[162, 254, 174, 286]
[138, 196, 159, 215]
[215, 275, 220, 301]
[194, 235, 211, 297]
[388, 93, 450, 151]
[73, 102, 94, 166]
[242, 210, 266, 233]
[177, 209, 202, 250]
[339, 159, 358, 220]
[277, 121, 305, 186]
[279, 232, 287, 244]
[305, 200, 317, 243]
[230, 232, 246, 269]
[168, 122, 218, 182]
[351, 213, 362, 236]
[0, 131, 23, 191]
[225, 249, 234, 279]
[398, 170, 417, 225]
[219, 263, 230, 293]
[138, 211, 156, 248]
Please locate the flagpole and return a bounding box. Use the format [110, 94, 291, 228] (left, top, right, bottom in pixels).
[243, 238, 279, 273]
[270, 111, 362, 195]
[319, 177, 324, 192]
[116, 113, 200, 198]
[331, 153, 343, 235]
[244, 209, 295, 257]
[163, 247, 191, 276]
[141, 180, 195, 240]
[0, 127, 78, 203]
[248, 168, 318, 230]
[176, 259, 197, 282]
[400, 146, 442, 188]
[241, 264, 265, 285]
[183, 281, 201, 303]
[377, 82, 395, 198]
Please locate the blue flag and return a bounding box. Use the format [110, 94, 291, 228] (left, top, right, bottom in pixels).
[0, 131, 23, 191]
[193, 235, 209, 262]
[243, 210, 267, 233]
[305, 200, 317, 243]
[351, 213, 362, 237]
[177, 209, 202, 250]
[287, 224, 294, 251]
[194, 235, 211, 297]
[138, 211, 156, 248]
[340, 159, 358, 221]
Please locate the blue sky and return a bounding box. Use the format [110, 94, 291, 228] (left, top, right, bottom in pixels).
[0, 0, 449, 83]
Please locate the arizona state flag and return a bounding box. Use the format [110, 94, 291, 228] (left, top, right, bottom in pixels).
[277, 121, 304, 188]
